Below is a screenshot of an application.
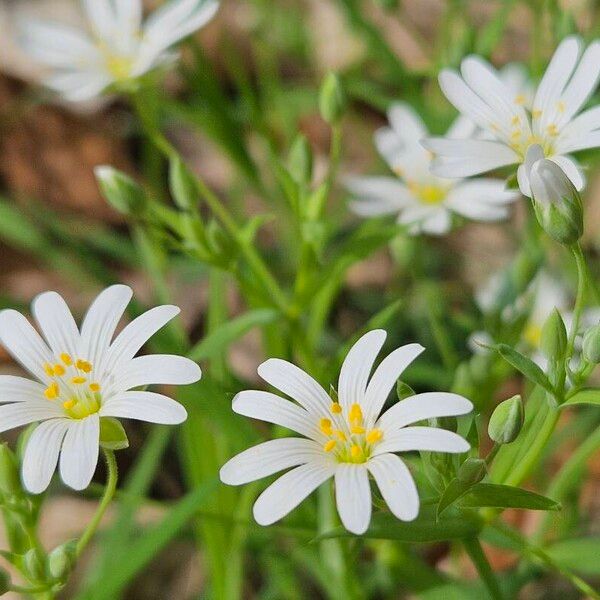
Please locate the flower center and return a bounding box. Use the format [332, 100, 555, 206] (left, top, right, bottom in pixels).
[43, 353, 102, 419]
[319, 402, 383, 464]
[408, 182, 447, 205]
[105, 54, 134, 80]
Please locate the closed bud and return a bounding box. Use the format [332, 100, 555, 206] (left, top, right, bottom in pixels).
[582, 324, 600, 364]
[23, 549, 45, 582]
[488, 395, 524, 444]
[169, 157, 197, 211]
[319, 72, 346, 124]
[48, 540, 77, 582]
[528, 151, 583, 246]
[288, 135, 313, 185]
[540, 308, 567, 362]
[0, 444, 22, 498]
[95, 166, 146, 216]
[457, 457, 487, 485]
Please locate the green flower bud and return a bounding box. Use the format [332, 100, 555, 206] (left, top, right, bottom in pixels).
[319, 72, 346, 124]
[529, 154, 583, 246]
[457, 457, 487, 485]
[288, 135, 313, 185]
[582, 323, 600, 364]
[169, 157, 198, 211]
[95, 166, 147, 216]
[99, 418, 129, 451]
[48, 540, 77, 582]
[540, 308, 567, 362]
[23, 549, 45, 582]
[0, 444, 22, 498]
[488, 395, 524, 444]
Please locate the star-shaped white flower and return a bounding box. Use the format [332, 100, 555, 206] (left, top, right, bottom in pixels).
[19, 0, 219, 102]
[423, 36, 600, 197]
[220, 330, 472, 535]
[0, 285, 200, 493]
[345, 103, 518, 235]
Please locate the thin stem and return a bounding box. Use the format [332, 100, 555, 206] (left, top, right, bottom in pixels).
[76, 449, 118, 557]
[462, 537, 503, 600]
[566, 244, 587, 361]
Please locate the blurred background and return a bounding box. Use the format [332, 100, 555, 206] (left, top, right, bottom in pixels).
[1, 0, 600, 598]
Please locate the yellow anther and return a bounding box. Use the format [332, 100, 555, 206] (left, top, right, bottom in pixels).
[330, 402, 342, 414]
[490, 123, 499, 131]
[319, 418, 333, 436]
[336, 430, 347, 442]
[514, 94, 526, 105]
[557, 100, 565, 113]
[43, 363, 55, 377]
[351, 425, 366, 435]
[349, 403, 363, 424]
[71, 376, 87, 385]
[63, 399, 76, 410]
[44, 382, 59, 400]
[366, 429, 383, 444]
[89, 382, 101, 393]
[76, 359, 92, 373]
[511, 130, 522, 140]
[532, 109, 542, 119]
[547, 124, 558, 136]
[511, 115, 520, 126]
[53, 364, 66, 376]
[323, 440, 336, 452]
[393, 166, 403, 177]
[60, 353, 73, 366]
[350, 445, 363, 460]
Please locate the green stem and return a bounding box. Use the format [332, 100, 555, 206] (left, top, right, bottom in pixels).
[566, 244, 587, 360]
[76, 449, 118, 557]
[462, 537, 503, 600]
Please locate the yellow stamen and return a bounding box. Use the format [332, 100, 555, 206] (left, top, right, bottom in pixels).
[319, 418, 333, 436]
[76, 359, 92, 373]
[323, 440, 336, 452]
[350, 445, 363, 460]
[349, 403, 363, 424]
[44, 382, 59, 400]
[71, 376, 87, 385]
[351, 425, 366, 435]
[330, 402, 342, 414]
[557, 100, 565, 113]
[532, 109, 542, 119]
[89, 383, 101, 392]
[63, 399, 76, 410]
[511, 115, 520, 125]
[335, 430, 347, 442]
[514, 94, 526, 105]
[43, 363, 55, 376]
[366, 429, 383, 444]
[53, 364, 66, 376]
[60, 353, 73, 366]
[547, 124, 558, 136]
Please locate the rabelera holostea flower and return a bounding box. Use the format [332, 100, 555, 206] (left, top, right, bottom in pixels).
[423, 37, 600, 196]
[345, 103, 518, 235]
[220, 330, 472, 535]
[0, 286, 200, 493]
[19, 0, 219, 102]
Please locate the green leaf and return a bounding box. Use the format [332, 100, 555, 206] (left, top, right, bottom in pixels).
[437, 478, 474, 518]
[460, 483, 560, 511]
[188, 309, 280, 361]
[316, 512, 481, 542]
[545, 537, 600, 575]
[493, 344, 554, 393]
[560, 389, 600, 409]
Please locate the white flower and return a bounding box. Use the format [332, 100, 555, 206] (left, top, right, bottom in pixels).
[19, 0, 219, 102]
[0, 285, 200, 493]
[345, 103, 518, 235]
[423, 36, 600, 196]
[220, 330, 472, 535]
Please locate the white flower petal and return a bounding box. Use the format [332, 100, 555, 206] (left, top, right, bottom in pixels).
[82, 0, 116, 40]
[231, 391, 320, 440]
[0, 376, 47, 403]
[338, 330, 386, 410]
[556, 106, 600, 149]
[420, 209, 452, 235]
[377, 392, 473, 433]
[103, 305, 180, 376]
[374, 127, 405, 170]
[257, 358, 331, 415]
[362, 343, 425, 425]
[31, 291, 80, 358]
[114, 0, 143, 43]
[367, 453, 419, 521]
[446, 115, 478, 139]
[220, 438, 324, 485]
[334, 463, 371, 535]
[549, 155, 585, 191]
[387, 102, 427, 143]
[373, 426, 470, 456]
[0, 401, 63, 434]
[345, 176, 414, 216]
[45, 70, 112, 102]
[253, 461, 335, 526]
[109, 354, 201, 394]
[59, 415, 100, 491]
[398, 204, 436, 232]
[22, 419, 70, 494]
[0, 310, 54, 382]
[446, 180, 516, 221]
[80, 284, 133, 371]
[100, 391, 187, 424]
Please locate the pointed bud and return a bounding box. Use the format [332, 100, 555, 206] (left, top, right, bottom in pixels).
[0, 444, 22, 498]
[540, 308, 567, 363]
[95, 166, 146, 216]
[457, 457, 487, 485]
[488, 395, 524, 444]
[582, 324, 600, 364]
[288, 135, 313, 185]
[319, 72, 346, 124]
[48, 540, 77, 582]
[169, 157, 197, 211]
[529, 156, 583, 246]
[23, 549, 45, 582]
